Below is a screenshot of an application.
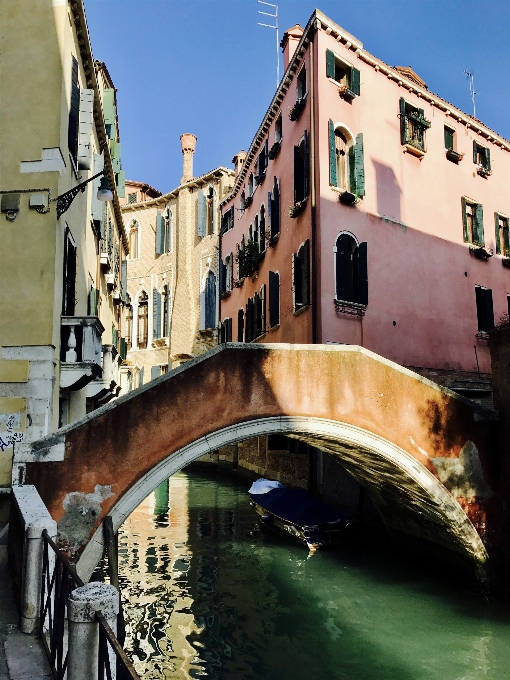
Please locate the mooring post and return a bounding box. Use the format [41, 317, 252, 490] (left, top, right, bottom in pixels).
[104, 515, 126, 646]
[67, 582, 119, 680]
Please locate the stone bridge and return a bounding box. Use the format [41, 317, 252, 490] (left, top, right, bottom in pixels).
[17, 344, 501, 583]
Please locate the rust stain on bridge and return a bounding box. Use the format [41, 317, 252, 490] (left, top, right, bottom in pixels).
[22, 344, 499, 578]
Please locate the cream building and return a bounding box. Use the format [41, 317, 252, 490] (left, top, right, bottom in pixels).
[0, 0, 128, 502]
[121, 136, 234, 385]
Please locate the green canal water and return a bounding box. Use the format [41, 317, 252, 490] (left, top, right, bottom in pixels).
[118, 469, 510, 679]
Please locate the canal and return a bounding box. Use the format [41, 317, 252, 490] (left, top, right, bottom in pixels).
[118, 469, 510, 679]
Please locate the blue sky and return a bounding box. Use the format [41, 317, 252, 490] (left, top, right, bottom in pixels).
[85, 0, 510, 193]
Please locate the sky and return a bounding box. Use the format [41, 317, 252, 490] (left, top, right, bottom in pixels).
[85, 0, 510, 193]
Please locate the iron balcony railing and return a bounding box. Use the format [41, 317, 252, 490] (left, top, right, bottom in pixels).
[40, 529, 140, 680]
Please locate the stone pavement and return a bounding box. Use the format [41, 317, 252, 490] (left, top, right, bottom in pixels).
[0, 541, 51, 679]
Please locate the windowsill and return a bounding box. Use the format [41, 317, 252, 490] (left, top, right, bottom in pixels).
[252, 332, 267, 342]
[469, 245, 493, 261]
[334, 299, 366, 316]
[476, 166, 492, 179]
[446, 149, 463, 163]
[268, 233, 280, 247]
[293, 304, 310, 317]
[475, 331, 490, 340]
[402, 143, 426, 160]
[220, 290, 232, 299]
[268, 323, 280, 331]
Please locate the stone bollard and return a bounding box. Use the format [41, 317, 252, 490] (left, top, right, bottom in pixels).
[67, 582, 119, 680]
[21, 518, 57, 634]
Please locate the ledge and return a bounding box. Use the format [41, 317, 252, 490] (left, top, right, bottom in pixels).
[402, 143, 425, 160]
[334, 299, 366, 316]
[293, 305, 310, 317]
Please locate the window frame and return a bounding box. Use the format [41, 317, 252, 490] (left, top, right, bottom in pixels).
[495, 212, 510, 257]
[326, 49, 360, 99]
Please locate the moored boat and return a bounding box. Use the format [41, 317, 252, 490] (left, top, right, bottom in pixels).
[249, 478, 358, 551]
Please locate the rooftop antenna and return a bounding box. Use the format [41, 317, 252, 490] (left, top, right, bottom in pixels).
[257, 1, 279, 88]
[464, 70, 477, 118]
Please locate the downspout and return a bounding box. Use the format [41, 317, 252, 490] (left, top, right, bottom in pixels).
[309, 33, 318, 344]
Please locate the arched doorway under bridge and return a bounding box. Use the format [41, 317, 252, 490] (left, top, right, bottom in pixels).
[21, 344, 497, 583]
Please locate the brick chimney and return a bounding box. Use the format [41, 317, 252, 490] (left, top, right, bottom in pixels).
[232, 150, 247, 178]
[280, 24, 304, 71]
[180, 133, 197, 183]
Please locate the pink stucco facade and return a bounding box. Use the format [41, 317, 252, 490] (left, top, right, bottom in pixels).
[220, 10, 510, 374]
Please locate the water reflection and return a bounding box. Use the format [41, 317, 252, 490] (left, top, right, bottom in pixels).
[119, 470, 510, 679]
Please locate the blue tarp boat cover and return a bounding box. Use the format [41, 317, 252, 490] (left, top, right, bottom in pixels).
[249, 478, 351, 527]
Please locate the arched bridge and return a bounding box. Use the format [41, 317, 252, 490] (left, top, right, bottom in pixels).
[19, 344, 499, 582]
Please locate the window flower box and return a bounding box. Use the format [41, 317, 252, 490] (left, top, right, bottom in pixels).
[338, 84, 357, 102]
[477, 166, 492, 179]
[501, 257, 510, 269]
[339, 191, 357, 205]
[255, 171, 266, 185]
[446, 149, 463, 163]
[289, 93, 307, 122]
[268, 141, 281, 160]
[268, 233, 280, 248]
[289, 198, 307, 218]
[220, 290, 232, 300]
[243, 195, 253, 209]
[469, 245, 493, 261]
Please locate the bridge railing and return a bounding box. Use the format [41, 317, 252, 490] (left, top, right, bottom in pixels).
[40, 529, 140, 680]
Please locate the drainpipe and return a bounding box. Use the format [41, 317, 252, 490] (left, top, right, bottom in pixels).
[309, 34, 318, 344]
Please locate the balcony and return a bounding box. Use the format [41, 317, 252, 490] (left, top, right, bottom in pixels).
[60, 316, 104, 390]
[86, 344, 122, 403]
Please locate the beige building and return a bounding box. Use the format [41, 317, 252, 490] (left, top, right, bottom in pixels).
[121, 136, 234, 385]
[0, 0, 128, 499]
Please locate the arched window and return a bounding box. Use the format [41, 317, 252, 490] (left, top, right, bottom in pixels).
[204, 271, 217, 329]
[129, 222, 139, 259]
[162, 285, 170, 337]
[335, 234, 368, 306]
[137, 291, 149, 348]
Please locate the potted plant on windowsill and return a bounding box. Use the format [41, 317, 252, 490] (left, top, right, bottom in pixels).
[339, 191, 357, 205]
[268, 141, 281, 160]
[476, 166, 492, 178]
[236, 239, 260, 278]
[407, 110, 431, 128]
[289, 197, 307, 218]
[289, 93, 307, 121]
[469, 244, 493, 261]
[446, 149, 464, 163]
[338, 84, 357, 102]
[255, 171, 266, 185]
[243, 195, 253, 208]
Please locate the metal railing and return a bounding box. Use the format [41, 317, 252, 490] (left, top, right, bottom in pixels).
[40, 529, 140, 680]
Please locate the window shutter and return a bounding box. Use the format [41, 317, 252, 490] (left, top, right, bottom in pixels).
[212, 188, 218, 234]
[336, 235, 351, 302]
[326, 49, 335, 79]
[88, 288, 98, 316]
[293, 254, 302, 308]
[166, 211, 172, 252]
[151, 365, 160, 381]
[350, 67, 361, 96]
[102, 88, 116, 125]
[354, 133, 365, 197]
[237, 309, 244, 342]
[121, 260, 127, 302]
[260, 285, 266, 333]
[116, 170, 126, 198]
[110, 140, 121, 173]
[91, 154, 104, 221]
[68, 57, 80, 160]
[357, 242, 368, 306]
[348, 145, 356, 194]
[399, 98, 407, 145]
[473, 140, 478, 164]
[329, 119, 337, 187]
[246, 299, 254, 342]
[153, 288, 162, 339]
[484, 289, 494, 331]
[504, 221, 510, 257]
[474, 203, 485, 246]
[294, 144, 301, 204]
[485, 147, 491, 171]
[304, 131, 309, 198]
[155, 211, 164, 254]
[77, 89, 94, 170]
[269, 271, 280, 327]
[139, 367, 144, 386]
[197, 189, 206, 237]
[199, 291, 206, 330]
[302, 239, 310, 306]
[495, 213, 501, 255]
[220, 322, 226, 344]
[273, 181, 280, 234]
[227, 318, 232, 342]
[461, 197, 469, 243]
[219, 259, 226, 295]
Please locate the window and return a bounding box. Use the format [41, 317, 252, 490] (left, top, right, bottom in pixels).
[462, 198, 484, 246]
[237, 309, 244, 341]
[203, 271, 217, 329]
[259, 205, 266, 252]
[473, 141, 491, 175]
[257, 141, 268, 180]
[165, 209, 172, 252]
[268, 178, 280, 238]
[297, 66, 307, 100]
[151, 365, 161, 381]
[269, 271, 280, 327]
[62, 229, 77, 315]
[444, 126, 455, 151]
[328, 122, 365, 198]
[240, 191, 246, 211]
[399, 98, 430, 153]
[294, 133, 309, 206]
[248, 174, 254, 197]
[293, 240, 310, 311]
[495, 213, 510, 257]
[68, 56, 80, 162]
[206, 186, 215, 235]
[128, 193, 137, 204]
[129, 222, 139, 259]
[162, 285, 170, 337]
[275, 115, 282, 143]
[326, 49, 360, 98]
[137, 292, 149, 349]
[153, 288, 162, 340]
[221, 207, 234, 233]
[245, 297, 255, 342]
[126, 304, 133, 349]
[197, 188, 206, 237]
[254, 285, 266, 338]
[335, 234, 368, 306]
[220, 318, 233, 343]
[475, 286, 494, 333]
[220, 254, 233, 296]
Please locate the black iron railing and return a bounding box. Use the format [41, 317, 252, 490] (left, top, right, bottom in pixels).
[40, 529, 140, 680]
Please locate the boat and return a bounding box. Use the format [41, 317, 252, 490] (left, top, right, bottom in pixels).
[248, 478, 358, 551]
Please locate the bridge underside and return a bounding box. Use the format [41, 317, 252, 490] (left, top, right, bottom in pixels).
[19, 345, 498, 583]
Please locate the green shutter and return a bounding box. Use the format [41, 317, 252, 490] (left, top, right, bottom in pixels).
[495, 213, 501, 255]
[326, 49, 335, 79]
[197, 189, 206, 237]
[153, 288, 161, 339]
[474, 203, 484, 246]
[461, 197, 469, 243]
[329, 119, 337, 187]
[102, 88, 116, 125]
[110, 140, 121, 173]
[350, 67, 360, 96]
[353, 133, 365, 197]
[151, 365, 160, 381]
[116, 170, 125, 198]
[504, 220, 510, 257]
[485, 147, 491, 171]
[121, 260, 127, 302]
[119, 337, 127, 361]
[473, 140, 478, 164]
[399, 98, 407, 145]
[302, 239, 310, 306]
[88, 288, 98, 316]
[349, 145, 356, 194]
[155, 211, 164, 254]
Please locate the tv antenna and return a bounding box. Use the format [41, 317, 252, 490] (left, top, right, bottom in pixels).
[257, 1, 280, 88]
[464, 70, 477, 119]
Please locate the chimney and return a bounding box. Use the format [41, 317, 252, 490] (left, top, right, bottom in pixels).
[180, 133, 197, 183]
[280, 24, 304, 71]
[232, 150, 247, 178]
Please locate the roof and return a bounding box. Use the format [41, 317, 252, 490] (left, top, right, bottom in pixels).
[124, 181, 162, 198]
[121, 166, 235, 212]
[220, 7, 510, 206]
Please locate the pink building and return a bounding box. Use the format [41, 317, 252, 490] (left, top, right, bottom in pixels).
[220, 10, 510, 391]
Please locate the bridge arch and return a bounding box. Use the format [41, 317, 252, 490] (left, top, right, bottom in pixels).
[22, 344, 496, 582]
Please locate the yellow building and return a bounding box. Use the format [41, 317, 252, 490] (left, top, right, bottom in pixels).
[0, 0, 128, 497]
[120, 136, 234, 384]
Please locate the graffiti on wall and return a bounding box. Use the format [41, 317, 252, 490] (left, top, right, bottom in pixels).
[0, 412, 24, 452]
